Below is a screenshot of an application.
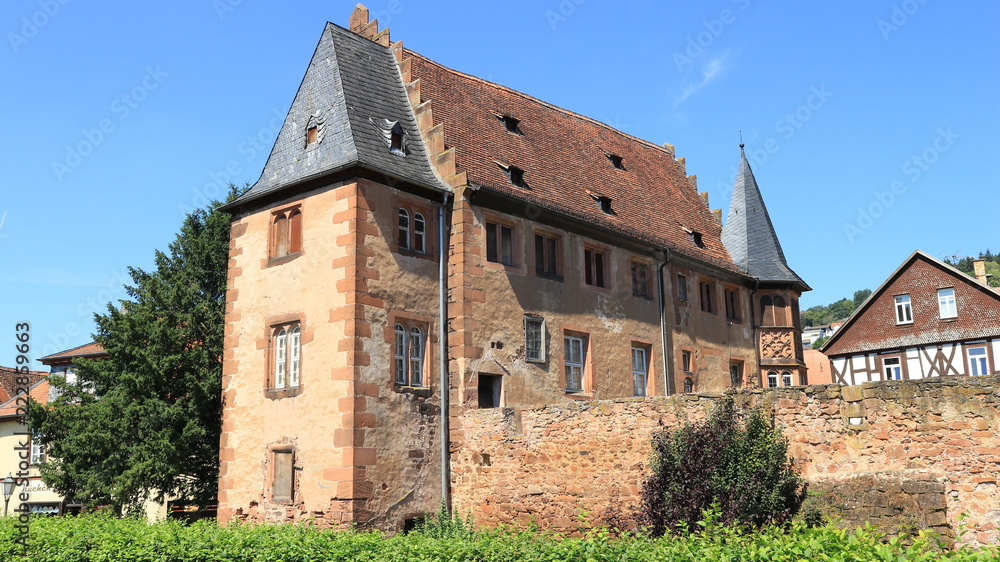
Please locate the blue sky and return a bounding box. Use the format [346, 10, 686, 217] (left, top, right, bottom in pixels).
[2, 0, 998, 368]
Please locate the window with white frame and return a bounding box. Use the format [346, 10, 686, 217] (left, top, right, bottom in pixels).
[394, 322, 427, 386]
[631, 346, 649, 397]
[564, 334, 586, 393]
[968, 346, 988, 376]
[894, 294, 913, 324]
[938, 288, 957, 319]
[683, 378, 694, 393]
[272, 323, 301, 391]
[398, 208, 428, 253]
[30, 431, 45, 464]
[883, 357, 902, 380]
[767, 371, 779, 388]
[781, 371, 793, 387]
[524, 316, 545, 363]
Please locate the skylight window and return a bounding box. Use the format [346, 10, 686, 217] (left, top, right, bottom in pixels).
[497, 114, 521, 134]
[588, 191, 614, 215]
[607, 153, 624, 170]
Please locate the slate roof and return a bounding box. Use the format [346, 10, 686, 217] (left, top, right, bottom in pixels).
[821, 250, 1000, 356]
[225, 23, 447, 210]
[38, 341, 107, 365]
[405, 51, 740, 273]
[721, 148, 809, 290]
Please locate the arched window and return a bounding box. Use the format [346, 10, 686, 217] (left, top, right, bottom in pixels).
[409, 327, 424, 386]
[398, 209, 410, 250]
[767, 370, 779, 388]
[774, 296, 787, 326]
[275, 328, 287, 388]
[288, 210, 302, 255]
[289, 326, 301, 388]
[273, 213, 289, 258]
[760, 295, 774, 326]
[394, 324, 407, 384]
[413, 213, 426, 253]
[782, 370, 793, 387]
[683, 378, 693, 393]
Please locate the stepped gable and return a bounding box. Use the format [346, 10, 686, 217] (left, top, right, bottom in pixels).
[721, 147, 809, 289]
[227, 22, 447, 209]
[402, 51, 739, 272]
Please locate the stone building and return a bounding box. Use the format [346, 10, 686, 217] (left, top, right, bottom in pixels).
[217, 6, 807, 529]
[822, 250, 1000, 384]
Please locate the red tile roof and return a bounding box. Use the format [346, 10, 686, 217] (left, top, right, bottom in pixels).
[0, 366, 48, 410]
[406, 52, 740, 274]
[38, 341, 107, 365]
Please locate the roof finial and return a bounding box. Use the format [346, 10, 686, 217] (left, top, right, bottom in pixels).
[739, 130, 744, 150]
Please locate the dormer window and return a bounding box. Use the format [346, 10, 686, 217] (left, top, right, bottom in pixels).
[307, 126, 318, 145]
[690, 231, 704, 248]
[498, 163, 527, 188]
[497, 114, 521, 134]
[588, 191, 614, 214]
[389, 122, 405, 154]
[607, 153, 624, 170]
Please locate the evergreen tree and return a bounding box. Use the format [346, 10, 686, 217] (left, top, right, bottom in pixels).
[28, 193, 234, 513]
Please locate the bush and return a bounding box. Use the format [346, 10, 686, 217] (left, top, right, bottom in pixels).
[639, 397, 804, 535]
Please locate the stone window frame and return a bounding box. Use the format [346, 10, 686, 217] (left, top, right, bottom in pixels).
[724, 285, 742, 323]
[481, 211, 524, 273]
[630, 257, 652, 299]
[729, 360, 744, 388]
[531, 228, 564, 281]
[582, 242, 612, 292]
[524, 315, 546, 364]
[386, 310, 435, 395]
[699, 279, 717, 314]
[263, 313, 309, 400]
[267, 202, 304, 267]
[561, 324, 595, 397]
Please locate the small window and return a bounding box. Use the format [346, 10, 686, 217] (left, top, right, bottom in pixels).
[272, 450, 294, 503]
[938, 288, 957, 319]
[394, 321, 428, 387]
[413, 213, 426, 253]
[631, 346, 649, 397]
[390, 130, 403, 152]
[564, 335, 587, 393]
[590, 193, 614, 214]
[506, 166, 526, 187]
[271, 208, 303, 259]
[677, 274, 688, 300]
[968, 347, 988, 376]
[398, 209, 410, 250]
[607, 153, 625, 170]
[584, 247, 608, 288]
[683, 378, 694, 393]
[534, 233, 561, 278]
[894, 294, 913, 325]
[524, 316, 546, 363]
[631, 260, 651, 298]
[498, 114, 521, 134]
[767, 371, 779, 388]
[883, 357, 902, 380]
[782, 371, 793, 387]
[30, 431, 46, 465]
[690, 231, 704, 248]
[729, 362, 743, 387]
[307, 126, 318, 145]
[699, 281, 716, 314]
[724, 288, 741, 322]
[478, 374, 502, 408]
[681, 350, 692, 373]
[486, 221, 515, 266]
[271, 323, 301, 391]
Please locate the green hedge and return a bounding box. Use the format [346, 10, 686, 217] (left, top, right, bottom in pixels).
[0, 513, 996, 561]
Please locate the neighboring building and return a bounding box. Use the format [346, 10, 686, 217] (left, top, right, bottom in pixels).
[822, 250, 1000, 385]
[0, 366, 68, 516]
[802, 323, 840, 348]
[38, 341, 107, 402]
[802, 348, 834, 384]
[217, 6, 808, 529]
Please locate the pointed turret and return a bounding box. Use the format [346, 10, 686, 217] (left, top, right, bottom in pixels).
[722, 145, 810, 292]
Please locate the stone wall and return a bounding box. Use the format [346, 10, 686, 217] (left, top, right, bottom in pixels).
[450, 375, 1000, 546]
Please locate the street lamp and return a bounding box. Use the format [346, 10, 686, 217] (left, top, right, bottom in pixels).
[1, 474, 15, 516]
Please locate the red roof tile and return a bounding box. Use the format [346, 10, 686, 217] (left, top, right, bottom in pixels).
[406, 52, 740, 274]
[0, 366, 48, 410]
[38, 341, 107, 365]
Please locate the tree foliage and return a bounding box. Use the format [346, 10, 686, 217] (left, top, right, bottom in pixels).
[800, 288, 871, 327]
[946, 250, 1000, 287]
[638, 398, 804, 536]
[28, 193, 235, 513]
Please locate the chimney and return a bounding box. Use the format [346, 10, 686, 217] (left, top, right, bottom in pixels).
[973, 259, 989, 284]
